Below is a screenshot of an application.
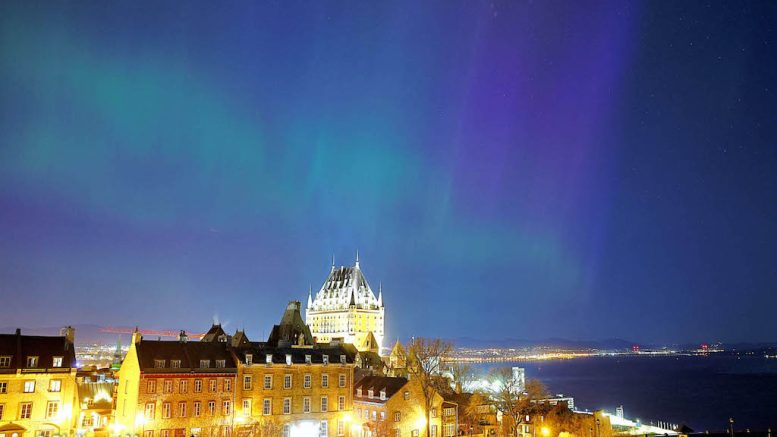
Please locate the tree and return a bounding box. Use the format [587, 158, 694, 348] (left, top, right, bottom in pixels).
[406, 337, 453, 437]
[447, 361, 473, 394]
[488, 368, 549, 437]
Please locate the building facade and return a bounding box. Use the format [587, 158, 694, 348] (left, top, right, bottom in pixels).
[0, 328, 79, 437]
[352, 376, 443, 437]
[306, 257, 385, 354]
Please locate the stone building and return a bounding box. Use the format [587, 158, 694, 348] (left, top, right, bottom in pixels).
[114, 330, 239, 437]
[306, 256, 385, 354]
[0, 328, 79, 437]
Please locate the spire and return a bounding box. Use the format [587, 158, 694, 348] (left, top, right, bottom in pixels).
[377, 282, 383, 307]
[355, 249, 360, 269]
[331, 254, 336, 271]
[307, 285, 313, 309]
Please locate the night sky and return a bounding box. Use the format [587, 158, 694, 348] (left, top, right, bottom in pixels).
[1, 1, 775, 344]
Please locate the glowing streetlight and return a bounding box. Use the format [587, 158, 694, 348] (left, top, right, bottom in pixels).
[541, 427, 551, 437]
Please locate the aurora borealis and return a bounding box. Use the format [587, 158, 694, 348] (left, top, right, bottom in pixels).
[1, 1, 776, 344]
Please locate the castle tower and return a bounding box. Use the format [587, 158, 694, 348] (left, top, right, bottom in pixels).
[306, 254, 385, 354]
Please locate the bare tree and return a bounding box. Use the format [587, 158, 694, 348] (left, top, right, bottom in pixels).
[488, 368, 549, 437]
[406, 337, 453, 437]
[447, 361, 473, 394]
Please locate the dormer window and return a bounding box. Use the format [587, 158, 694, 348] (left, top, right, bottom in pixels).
[357, 388, 362, 397]
[266, 355, 273, 365]
[285, 354, 292, 366]
[200, 360, 210, 368]
[245, 354, 253, 365]
[171, 360, 181, 368]
[340, 355, 347, 364]
[154, 359, 166, 368]
[0, 356, 11, 368]
[305, 355, 312, 365]
[216, 360, 226, 368]
[52, 357, 63, 368]
[323, 355, 329, 365]
[380, 389, 386, 400]
[26, 356, 39, 368]
[403, 391, 410, 400]
[368, 389, 374, 399]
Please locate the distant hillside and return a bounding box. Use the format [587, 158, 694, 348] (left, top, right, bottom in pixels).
[450, 336, 642, 351]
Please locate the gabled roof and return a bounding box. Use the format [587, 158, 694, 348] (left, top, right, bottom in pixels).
[353, 375, 409, 403]
[0, 330, 76, 372]
[267, 301, 313, 347]
[134, 340, 237, 373]
[200, 324, 229, 343]
[309, 259, 382, 311]
[390, 339, 405, 358]
[231, 330, 250, 347]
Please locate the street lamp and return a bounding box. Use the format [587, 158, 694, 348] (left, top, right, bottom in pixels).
[541, 427, 550, 437]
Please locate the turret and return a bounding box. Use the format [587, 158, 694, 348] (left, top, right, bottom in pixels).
[131, 326, 142, 344]
[307, 285, 313, 309]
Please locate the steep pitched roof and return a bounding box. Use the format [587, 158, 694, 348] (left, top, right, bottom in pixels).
[353, 375, 409, 404]
[309, 260, 382, 311]
[231, 342, 356, 365]
[0, 330, 76, 372]
[267, 301, 313, 347]
[200, 324, 229, 343]
[134, 340, 237, 373]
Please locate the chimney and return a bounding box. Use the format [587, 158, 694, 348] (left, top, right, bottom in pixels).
[179, 330, 189, 343]
[131, 327, 142, 344]
[62, 326, 75, 348]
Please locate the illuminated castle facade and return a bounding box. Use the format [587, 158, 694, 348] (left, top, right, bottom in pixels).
[306, 255, 385, 354]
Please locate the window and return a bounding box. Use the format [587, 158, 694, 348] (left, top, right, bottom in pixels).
[372, 410, 377, 421]
[23, 381, 35, 393]
[224, 379, 232, 392]
[431, 407, 437, 418]
[337, 420, 344, 437]
[380, 389, 386, 400]
[262, 399, 271, 415]
[154, 359, 166, 368]
[431, 425, 437, 437]
[283, 425, 290, 437]
[194, 379, 202, 393]
[161, 430, 169, 437]
[164, 380, 173, 393]
[320, 421, 328, 437]
[304, 374, 311, 388]
[180, 380, 188, 393]
[394, 430, 400, 437]
[0, 382, 6, 393]
[303, 397, 311, 413]
[380, 411, 385, 421]
[266, 355, 273, 365]
[340, 355, 346, 364]
[20, 402, 32, 419]
[286, 354, 292, 365]
[178, 401, 186, 417]
[171, 360, 181, 369]
[394, 411, 401, 422]
[243, 375, 252, 390]
[283, 398, 291, 415]
[0, 403, 4, 420]
[284, 375, 292, 389]
[338, 396, 345, 411]
[411, 431, 419, 437]
[264, 375, 272, 389]
[245, 354, 253, 365]
[145, 402, 155, 420]
[208, 401, 216, 416]
[444, 407, 455, 417]
[305, 355, 312, 365]
[46, 401, 59, 419]
[26, 356, 38, 368]
[403, 391, 410, 400]
[144, 431, 154, 437]
[321, 374, 329, 388]
[323, 355, 329, 365]
[368, 389, 374, 399]
[339, 374, 346, 388]
[147, 380, 156, 394]
[320, 396, 328, 412]
[52, 357, 63, 368]
[209, 379, 217, 392]
[0, 356, 11, 368]
[216, 360, 226, 368]
[162, 402, 171, 418]
[242, 399, 251, 416]
[223, 400, 231, 416]
[200, 360, 210, 368]
[445, 424, 456, 437]
[194, 401, 201, 417]
[49, 380, 61, 392]
[357, 388, 362, 397]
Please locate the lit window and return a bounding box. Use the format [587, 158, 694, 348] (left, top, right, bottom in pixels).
[264, 375, 273, 389]
[368, 389, 374, 399]
[303, 397, 311, 413]
[339, 374, 346, 388]
[224, 379, 232, 392]
[26, 356, 38, 368]
[46, 401, 59, 419]
[305, 355, 312, 364]
[180, 380, 188, 393]
[194, 379, 202, 393]
[0, 382, 7, 393]
[284, 375, 292, 389]
[164, 380, 173, 393]
[171, 360, 181, 369]
[380, 411, 385, 421]
[321, 374, 329, 388]
[304, 374, 312, 388]
[147, 380, 156, 393]
[178, 401, 187, 417]
[340, 355, 346, 364]
[338, 396, 345, 411]
[403, 391, 410, 400]
[266, 355, 273, 365]
[320, 396, 328, 412]
[245, 354, 253, 365]
[0, 356, 11, 368]
[207, 401, 216, 416]
[49, 380, 61, 392]
[23, 380, 35, 393]
[394, 411, 401, 422]
[244, 376, 252, 390]
[323, 355, 329, 365]
[357, 388, 362, 397]
[286, 354, 292, 365]
[200, 360, 210, 368]
[52, 357, 63, 368]
[144, 402, 155, 420]
[154, 359, 166, 368]
[320, 420, 328, 436]
[209, 379, 217, 392]
[216, 360, 226, 368]
[194, 401, 201, 417]
[242, 399, 251, 416]
[162, 402, 171, 418]
[223, 400, 231, 415]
